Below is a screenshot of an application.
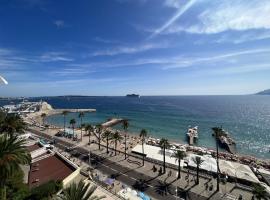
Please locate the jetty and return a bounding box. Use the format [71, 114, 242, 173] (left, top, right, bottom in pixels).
[214, 129, 236, 154]
[186, 126, 198, 145]
[102, 118, 124, 128]
[54, 108, 96, 113]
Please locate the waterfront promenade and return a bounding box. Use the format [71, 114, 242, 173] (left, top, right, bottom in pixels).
[28, 126, 255, 200]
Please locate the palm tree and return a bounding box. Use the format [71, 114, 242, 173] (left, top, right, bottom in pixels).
[0, 113, 27, 136]
[69, 119, 76, 139]
[171, 150, 186, 179]
[41, 113, 47, 126]
[139, 129, 147, 166]
[122, 119, 129, 159]
[102, 130, 112, 154]
[212, 126, 222, 191]
[96, 124, 102, 150]
[85, 124, 93, 166]
[78, 112, 85, 141]
[159, 138, 170, 174]
[59, 180, 105, 200]
[252, 183, 268, 200]
[85, 124, 93, 145]
[0, 134, 31, 200]
[192, 156, 204, 185]
[62, 111, 69, 134]
[110, 131, 123, 156]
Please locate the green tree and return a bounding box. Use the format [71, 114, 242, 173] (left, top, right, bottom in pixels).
[171, 150, 186, 179]
[0, 113, 27, 136]
[78, 112, 85, 141]
[6, 168, 30, 200]
[69, 119, 76, 139]
[110, 131, 123, 156]
[30, 180, 62, 200]
[62, 111, 69, 134]
[96, 124, 102, 150]
[0, 134, 31, 200]
[139, 129, 147, 166]
[212, 127, 222, 191]
[192, 156, 204, 185]
[122, 119, 129, 159]
[85, 124, 93, 145]
[252, 183, 269, 200]
[41, 113, 47, 126]
[59, 180, 105, 200]
[102, 130, 112, 154]
[159, 138, 170, 174]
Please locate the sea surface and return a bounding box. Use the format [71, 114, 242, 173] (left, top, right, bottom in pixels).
[1, 95, 270, 159]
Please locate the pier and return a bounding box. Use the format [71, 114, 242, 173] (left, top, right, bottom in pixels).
[186, 126, 198, 146]
[226, 143, 236, 154]
[102, 118, 124, 128]
[189, 135, 195, 145]
[54, 108, 96, 113]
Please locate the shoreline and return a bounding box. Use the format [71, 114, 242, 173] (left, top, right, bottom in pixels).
[21, 101, 269, 170]
[26, 113, 270, 171]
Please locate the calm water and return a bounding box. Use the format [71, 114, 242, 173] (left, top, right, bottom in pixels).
[1, 95, 270, 159]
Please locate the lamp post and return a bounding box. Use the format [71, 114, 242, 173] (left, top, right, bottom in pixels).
[125, 134, 127, 159]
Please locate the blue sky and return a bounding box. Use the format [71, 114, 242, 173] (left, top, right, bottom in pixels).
[1, 0, 270, 96]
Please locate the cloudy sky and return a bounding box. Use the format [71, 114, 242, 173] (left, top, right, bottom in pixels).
[0, 0, 270, 96]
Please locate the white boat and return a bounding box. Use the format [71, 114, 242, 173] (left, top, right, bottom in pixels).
[186, 126, 199, 139]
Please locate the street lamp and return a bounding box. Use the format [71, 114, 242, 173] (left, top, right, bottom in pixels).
[0, 75, 8, 85]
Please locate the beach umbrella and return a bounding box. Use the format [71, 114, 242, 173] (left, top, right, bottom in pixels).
[0, 75, 8, 85]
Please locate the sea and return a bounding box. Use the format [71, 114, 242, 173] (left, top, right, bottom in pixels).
[1, 95, 270, 159]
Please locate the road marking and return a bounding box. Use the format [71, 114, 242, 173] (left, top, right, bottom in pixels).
[33, 132, 169, 198]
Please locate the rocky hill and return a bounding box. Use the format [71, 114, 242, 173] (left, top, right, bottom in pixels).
[256, 89, 270, 95]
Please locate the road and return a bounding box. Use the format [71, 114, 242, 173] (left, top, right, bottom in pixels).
[29, 128, 208, 200]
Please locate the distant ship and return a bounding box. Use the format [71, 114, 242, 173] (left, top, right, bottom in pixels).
[126, 94, 140, 98]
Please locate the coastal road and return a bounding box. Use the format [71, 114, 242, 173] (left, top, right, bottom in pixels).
[29, 128, 208, 200]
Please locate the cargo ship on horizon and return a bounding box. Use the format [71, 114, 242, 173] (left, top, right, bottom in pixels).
[126, 94, 140, 98]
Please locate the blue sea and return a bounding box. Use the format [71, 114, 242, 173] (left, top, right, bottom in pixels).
[1, 95, 270, 159]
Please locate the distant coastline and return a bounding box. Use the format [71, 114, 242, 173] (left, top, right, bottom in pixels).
[256, 89, 270, 95]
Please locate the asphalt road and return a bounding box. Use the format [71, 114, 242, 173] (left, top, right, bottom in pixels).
[29, 128, 207, 200]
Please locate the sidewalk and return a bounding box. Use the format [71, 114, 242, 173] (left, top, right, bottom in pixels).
[30, 126, 254, 200]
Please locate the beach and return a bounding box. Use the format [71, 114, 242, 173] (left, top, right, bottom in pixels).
[23, 101, 270, 170]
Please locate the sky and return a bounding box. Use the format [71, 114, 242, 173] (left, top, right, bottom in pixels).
[0, 0, 270, 96]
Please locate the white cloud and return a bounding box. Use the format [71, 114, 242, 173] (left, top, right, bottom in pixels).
[90, 42, 169, 56]
[165, 0, 270, 35]
[52, 68, 95, 76]
[209, 64, 270, 75]
[163, 0, 183, 9]
[216, 31, 270, 44]
[149, 0, 197, 38]
[54, 20, 65, 28]
[162, 48, 270, 69]
[40, 52, 73, 62]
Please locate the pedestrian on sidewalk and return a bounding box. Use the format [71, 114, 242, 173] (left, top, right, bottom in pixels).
[168, 170, 172, 177]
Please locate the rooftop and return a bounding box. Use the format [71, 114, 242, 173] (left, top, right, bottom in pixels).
[28, 154, 75, 188]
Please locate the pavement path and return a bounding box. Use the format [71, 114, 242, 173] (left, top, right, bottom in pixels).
[29, 128, 254, 200]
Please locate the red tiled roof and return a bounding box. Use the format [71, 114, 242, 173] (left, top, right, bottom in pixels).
[28, 154, 74, 188]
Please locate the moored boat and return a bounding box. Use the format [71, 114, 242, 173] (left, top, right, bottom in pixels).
[186, 126, 198, 145]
